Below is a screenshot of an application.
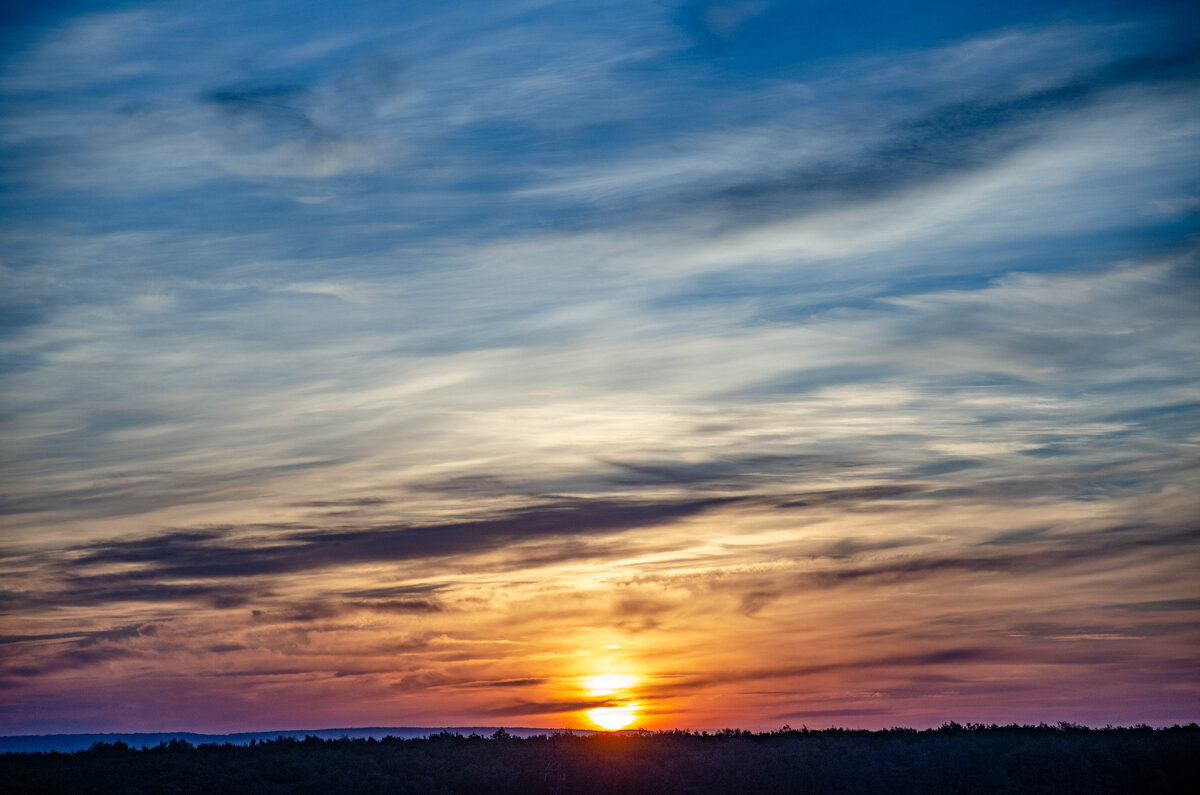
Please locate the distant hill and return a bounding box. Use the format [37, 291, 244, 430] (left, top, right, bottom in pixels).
[0, 726, 588, 753]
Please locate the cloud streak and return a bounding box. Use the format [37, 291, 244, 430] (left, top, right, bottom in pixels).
[0, 0, 1197, 733]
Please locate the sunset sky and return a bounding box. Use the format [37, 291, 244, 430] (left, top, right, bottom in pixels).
[2, 0, 1198, 735]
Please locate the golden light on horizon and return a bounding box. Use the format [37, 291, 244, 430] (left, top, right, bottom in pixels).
[588, 705, 640, 731]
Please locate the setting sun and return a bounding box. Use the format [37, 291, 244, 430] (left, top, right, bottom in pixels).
[587, 705, 639, 731]
[582, 673, 641, 730]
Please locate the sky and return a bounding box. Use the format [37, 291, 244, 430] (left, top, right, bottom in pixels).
[1, 0, 1198, 735]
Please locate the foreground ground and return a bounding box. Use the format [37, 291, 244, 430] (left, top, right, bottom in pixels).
[2, 724, 1196, 794]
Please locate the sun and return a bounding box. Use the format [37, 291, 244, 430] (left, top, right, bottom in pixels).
[580, 672, 641, 730]
[588, 705, 639, 731]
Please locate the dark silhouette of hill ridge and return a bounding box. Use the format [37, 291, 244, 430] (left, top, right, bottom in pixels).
[0, 726, 580, 753]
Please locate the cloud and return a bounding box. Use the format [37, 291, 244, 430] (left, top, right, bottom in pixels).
[0, 623, 150, 647]
[249, 598, 443, 623]
[798, 526, 1200, 589]
[773, 707, 893, 719]
[64, 497, 736, 582]
[480, 699, 617, 718]
[0, 9, 176, 93]
[2, 646, 138, 679]
[206, 643, 247, 654]
[1109, 598, 1200, 613]
[455, 677, 546, 689]
[1, 1, 1197, 732]
[199, 78, 394, 180]
[4, 577, 262, 611]
[738, 590, 778, 616]
[649, 648, 1000, 695]
[0, 497, 750, 615]
[338, 583, 446, 598]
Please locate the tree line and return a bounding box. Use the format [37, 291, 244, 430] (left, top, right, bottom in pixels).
[2, 723, 1196, 794]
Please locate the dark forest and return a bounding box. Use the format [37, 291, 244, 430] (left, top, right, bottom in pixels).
[3, 724, 1196, 794]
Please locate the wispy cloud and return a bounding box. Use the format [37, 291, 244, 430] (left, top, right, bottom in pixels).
[1, 0, 1197, 733]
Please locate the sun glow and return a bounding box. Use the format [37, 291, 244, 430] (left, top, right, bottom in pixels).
[583, 674, 637, 696]
[580, 672, 641, 730]
[588, 705, 639, 731]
